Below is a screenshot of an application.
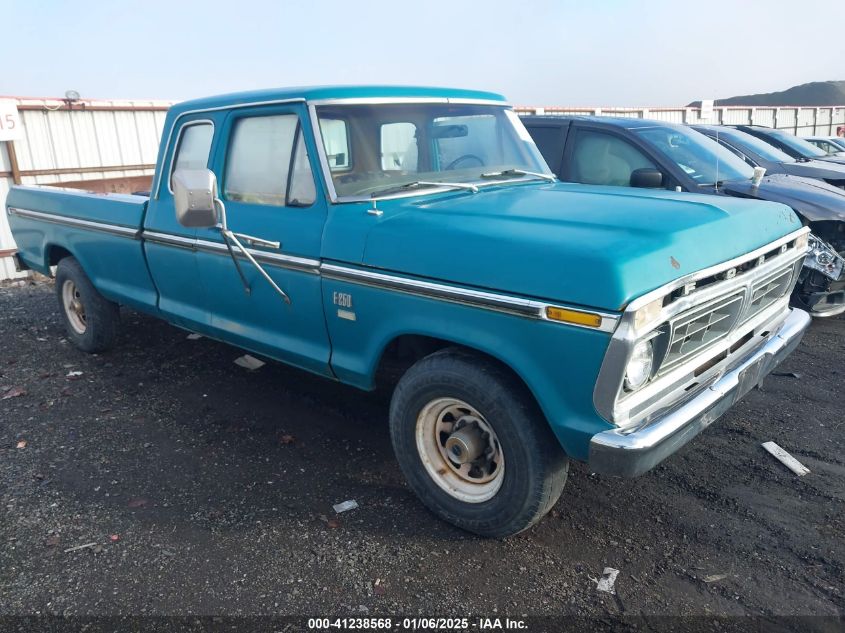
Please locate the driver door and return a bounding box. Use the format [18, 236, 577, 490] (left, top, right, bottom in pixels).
[195, 104, 333, 377]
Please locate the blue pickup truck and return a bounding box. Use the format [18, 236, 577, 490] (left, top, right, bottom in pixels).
[6, 86, 812, 536]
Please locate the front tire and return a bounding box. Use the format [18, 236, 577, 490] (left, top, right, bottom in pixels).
[389, 348, 569, 538]
[55, 257, 120, 353]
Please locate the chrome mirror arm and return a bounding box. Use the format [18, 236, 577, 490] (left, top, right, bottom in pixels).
[221, 229, 252, 296]
[213, 198, 291, 305]
[214, 197, 251, 295]
[214, 197, 229, 231]
[222, 229, 291, 304]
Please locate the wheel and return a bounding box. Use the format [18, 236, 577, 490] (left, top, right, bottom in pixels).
[55, 257, 120, 353]
[389, 347, 569, 537]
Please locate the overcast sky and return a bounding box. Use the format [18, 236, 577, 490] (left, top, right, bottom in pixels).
[4, 0, 844, 106]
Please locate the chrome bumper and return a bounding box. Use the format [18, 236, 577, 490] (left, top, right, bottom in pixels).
[588, 308, 811, 477]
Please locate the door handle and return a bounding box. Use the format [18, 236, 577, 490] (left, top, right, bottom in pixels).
[231, 232, 280, 250]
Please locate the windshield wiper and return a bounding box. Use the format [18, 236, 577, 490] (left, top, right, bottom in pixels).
[480, 168, 556, 183]
[370, 180, 479, 198]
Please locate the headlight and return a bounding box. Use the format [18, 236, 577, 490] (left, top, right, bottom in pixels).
[624, 339, 654, 391]
[805, 234, 845, 281]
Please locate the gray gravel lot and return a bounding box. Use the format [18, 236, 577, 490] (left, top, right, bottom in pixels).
[0, 281, 843, 622]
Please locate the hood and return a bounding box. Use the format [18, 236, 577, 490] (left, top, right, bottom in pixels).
[720, 174, 845, 223]
[361, 183, 801, 311]
[813, 154, 845, 165]
[781, 159, 845, 181]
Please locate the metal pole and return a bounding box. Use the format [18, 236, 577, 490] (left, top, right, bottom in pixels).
[6, 141, 22, 185]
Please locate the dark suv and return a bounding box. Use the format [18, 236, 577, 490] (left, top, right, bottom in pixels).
[522, 115, 845, 316]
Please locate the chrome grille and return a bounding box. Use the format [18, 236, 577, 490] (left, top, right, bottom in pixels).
[745, 267, 794, 320]
[657, 260, 796, 375]
[661, 293, 744, 372]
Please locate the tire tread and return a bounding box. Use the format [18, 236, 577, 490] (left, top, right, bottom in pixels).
[55, 257, 120, 353]
[390, 346, 568, 538]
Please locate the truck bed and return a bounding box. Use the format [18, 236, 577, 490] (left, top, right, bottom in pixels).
[6, 185, 159, 313]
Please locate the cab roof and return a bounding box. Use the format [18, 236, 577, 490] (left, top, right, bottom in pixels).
[170, 85, 507, 116]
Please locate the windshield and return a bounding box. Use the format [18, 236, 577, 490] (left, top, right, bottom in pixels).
[634, 125, 753, 185]
[764, 129, 829, 158]
[709, 127, 795, 163]
[314, 103, 551, 199]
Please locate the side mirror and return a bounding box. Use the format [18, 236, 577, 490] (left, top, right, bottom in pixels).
[172, 169, 220, 228]
[630, 168, 664, 189]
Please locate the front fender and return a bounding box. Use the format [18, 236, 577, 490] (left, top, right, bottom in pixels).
[321, 277, 615, 461]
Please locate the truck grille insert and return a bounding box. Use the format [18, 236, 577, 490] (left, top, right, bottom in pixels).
[659, 261, 796, 375]
[746, 268, 794, 318]
[662, 294, 744, 372]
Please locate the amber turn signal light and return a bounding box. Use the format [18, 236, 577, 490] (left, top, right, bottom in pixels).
[545, 306, 603, 328]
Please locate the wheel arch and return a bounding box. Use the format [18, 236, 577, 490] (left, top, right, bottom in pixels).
[330, 303, 614, 463]
[45, 244, 74, 270]
[372, 332, 546, 423]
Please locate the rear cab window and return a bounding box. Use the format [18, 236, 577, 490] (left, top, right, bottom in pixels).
[169, 122, 214, 190]
[381, 122, 418, 171]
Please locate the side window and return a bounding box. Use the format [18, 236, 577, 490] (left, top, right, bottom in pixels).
[224, 114, 298, 206]
[287, 132, 317, 206]
[320, 118, 350, 170]
[170, 122, 213, 189]
[569, 130, 656, 187]
[381, 122, 418, 171]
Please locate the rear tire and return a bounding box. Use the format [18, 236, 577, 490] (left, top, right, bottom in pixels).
[389, 347, 569, 538]
[55, 257, 120, 353]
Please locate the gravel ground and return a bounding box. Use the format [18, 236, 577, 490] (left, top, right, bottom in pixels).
[1, 280, 843, 623]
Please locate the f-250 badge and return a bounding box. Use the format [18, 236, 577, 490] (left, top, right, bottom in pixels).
[333, 291, 355, 320]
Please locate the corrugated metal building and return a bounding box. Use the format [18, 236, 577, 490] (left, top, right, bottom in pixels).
[0, 96, 171, 280]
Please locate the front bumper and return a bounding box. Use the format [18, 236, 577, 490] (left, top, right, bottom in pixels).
[588, 308, 811, 477]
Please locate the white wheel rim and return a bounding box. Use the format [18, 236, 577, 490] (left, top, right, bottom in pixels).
[415, 397, 505, 503]
[62, 280, 87, 335]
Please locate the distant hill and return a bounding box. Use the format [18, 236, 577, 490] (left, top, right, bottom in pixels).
[688, 80, 845, 107]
